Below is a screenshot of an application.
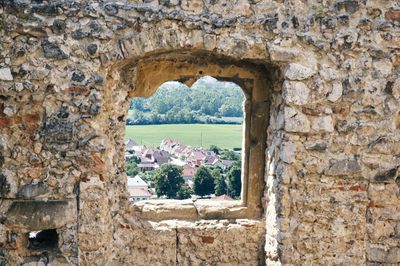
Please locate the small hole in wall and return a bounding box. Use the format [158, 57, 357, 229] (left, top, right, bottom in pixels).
[27, 229, 58, 250]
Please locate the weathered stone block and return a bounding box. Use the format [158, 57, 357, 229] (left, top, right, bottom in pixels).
[4, 200, 76, 232]
[327, 82, 343, 102]
[280, 141, 296, 164]
[0, 68, 13, 81]
[17, 182, 49, 199]
[282, 81, 309, 105]
[284, 63, 316, 80]
[284, 107, 310, 133]
[311, 116, 334, 132]
[325, 158, 362, 176]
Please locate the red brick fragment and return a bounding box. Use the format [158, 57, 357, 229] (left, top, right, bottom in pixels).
[201, 236, 214, 244]
[66, 86, 90, 96]
[333, 105, 350, 116]
[0, 117, 12, 128]
[385, 9, 400, 21]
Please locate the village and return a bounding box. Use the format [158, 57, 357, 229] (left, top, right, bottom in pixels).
[125, 138, 241, 203]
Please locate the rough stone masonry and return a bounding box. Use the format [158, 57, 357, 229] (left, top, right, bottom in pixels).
[0, 0, 399, 265]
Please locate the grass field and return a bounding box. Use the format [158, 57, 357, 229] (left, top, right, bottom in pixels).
[125, 124, 243, 149]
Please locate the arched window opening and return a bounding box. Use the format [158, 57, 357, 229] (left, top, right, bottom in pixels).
[125, 76, 244, 203]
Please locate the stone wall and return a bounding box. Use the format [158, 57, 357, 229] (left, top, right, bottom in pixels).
[0, 0, 399, 265]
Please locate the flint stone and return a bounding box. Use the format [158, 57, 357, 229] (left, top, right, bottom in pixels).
[319, 64, 338, 81]
[42, 117, 74, 144]
[284, 107, 310, 133]
[311, 116, 334, 132]
[87, 43, 98, 55]
[335, 1, 360, 14]
[17, 182, 49, 199]
[387, 247, 400, 263]
[374, 168, 398, 182]
[327, 82, 343, 102]
[160, 0, 180, 6]
[325, 158, 361, 176]
[284, 63, 315, 80]
[0, 68, 13, 81]
[304, 140, 327, 151]
[283, 81, 309, 105]
[263, 14, 279, 31]
[4, 200, 76, 232]
[0, 174, 10, 197]
[0, 171, 17, 198]
[42, 42, 68, 59]
[336, 120, 357, 133]
[367, 246, 400, 263]
[280, 141, 296, 163]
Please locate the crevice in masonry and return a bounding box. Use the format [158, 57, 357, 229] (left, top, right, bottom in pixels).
[175, 227, 179, 266]
[73, 181, 80, 261]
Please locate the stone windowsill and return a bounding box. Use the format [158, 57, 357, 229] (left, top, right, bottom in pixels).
[132, 199, 257, 221]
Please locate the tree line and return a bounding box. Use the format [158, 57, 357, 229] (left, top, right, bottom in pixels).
[154, 163, 242, 200]
[128, 78, 244, 125]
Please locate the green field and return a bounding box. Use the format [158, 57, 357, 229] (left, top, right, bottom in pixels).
[125, 124, 243, 149]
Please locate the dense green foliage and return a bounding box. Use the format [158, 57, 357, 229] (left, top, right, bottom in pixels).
[213, 169, 227, 196]
[193, 166, 215, 197]
[226, 162, 242, 198]
[128, 77, 244, 125]
[126, 157, 140, 176]
[154, 164, 184, 199]
[177, 187, 193, 199]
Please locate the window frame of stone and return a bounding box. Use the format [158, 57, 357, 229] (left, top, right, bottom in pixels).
[121, 51, 271, 220]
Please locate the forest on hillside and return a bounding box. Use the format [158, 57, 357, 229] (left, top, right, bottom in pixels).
[127, 76, 245, 125]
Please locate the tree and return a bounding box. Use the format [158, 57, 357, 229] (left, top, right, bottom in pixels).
[126, 157, 139, 176]
[213, 169, 227, 196]
[154, 164, 184, 199]
[193, 166, 215, 197]
[209, 145, 220, 155]
[177, 187, 193, 199]
[226, 163, 241, 198]
[221, 150, 241, 161]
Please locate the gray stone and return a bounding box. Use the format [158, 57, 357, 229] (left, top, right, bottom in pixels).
[327, 82, 343, 102]
[282, 81, 309, 105]
[42, 116, 74, 144]
[52, 19, 66, 34]
[304, 140, 327, 151]
[0, 68, 13, 81]
[367, 247, 387, 262]
[87, 43, 98, 56]
[325, 158, 362, 176]
[17, 182, 49, 199]
[263, 14, 279, 31]
[0, 174, 10, 198]
[335, 1, 360, 14]
[42, 42, 68, 59]
[311, 116, 334, 132]
[319, 65, 338, 81]
[284, 107, 310, 133]
[387, 247, 400, 263]
[374, 168, 398, 182]
[284, 63, 315, 80]
[4, 200, 76, 231]
[336, 120, 357, 133]
[280, 141, 296, 164]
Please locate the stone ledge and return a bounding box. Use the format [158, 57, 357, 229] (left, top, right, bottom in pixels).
[3, 199, 77, 232]
[132, 199, 254, 221]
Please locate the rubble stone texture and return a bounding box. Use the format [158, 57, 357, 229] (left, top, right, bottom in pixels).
[0, 0, 399, 265]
